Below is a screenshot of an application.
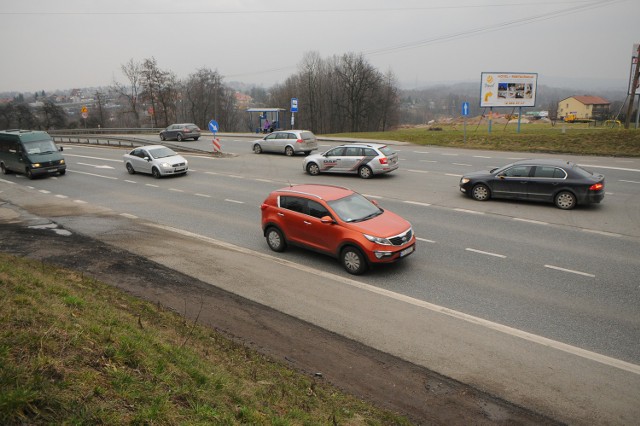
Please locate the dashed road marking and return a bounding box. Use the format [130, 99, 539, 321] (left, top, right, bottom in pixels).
[120, 213, 138, 219]
[416, 237, 436, 243]
[454, 208, 484, 214]
[466, 248, 506, 258]
[513, 218, 549, 225]
[407, 169, 429, 174]
[225, 199, 244, 204]
[404, 201, 431, 207]
[195, 193, 211, 198]
[582, 229, 622, 237]
[545, 264, 595, 278]
[452, 163, 472, 166]
[620, 179, 640, 184]
[446, 173, 463, 177]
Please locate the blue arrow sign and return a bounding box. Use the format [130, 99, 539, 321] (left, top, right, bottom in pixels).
[461, 102, 470, 117]
[208, 119, 219, 133]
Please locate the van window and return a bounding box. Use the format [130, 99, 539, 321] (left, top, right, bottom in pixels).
[23, 139, 58, 155]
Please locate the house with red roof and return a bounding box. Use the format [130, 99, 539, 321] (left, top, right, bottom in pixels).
[557, 96, 610, 121]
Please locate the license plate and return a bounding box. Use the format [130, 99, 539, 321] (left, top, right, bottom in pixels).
[400, 246, 414, 257]
[175, 168, 185, 172]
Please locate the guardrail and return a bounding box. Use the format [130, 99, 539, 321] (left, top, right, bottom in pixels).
[48, 128, 162, 135]
[51, 134, 211, 154]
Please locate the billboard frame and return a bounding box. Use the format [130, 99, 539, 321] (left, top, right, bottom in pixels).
[480, 72, 538, 108]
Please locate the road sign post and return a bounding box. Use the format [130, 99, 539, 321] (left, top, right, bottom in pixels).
[291, 98, 298, 129]
[208, 120, 221, 152]
[461, 102, 470, 143]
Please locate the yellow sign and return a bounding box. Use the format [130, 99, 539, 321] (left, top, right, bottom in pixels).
[81, 106, 88, 113]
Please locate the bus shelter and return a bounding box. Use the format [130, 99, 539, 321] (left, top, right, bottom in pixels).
[246, 108, 286, 133]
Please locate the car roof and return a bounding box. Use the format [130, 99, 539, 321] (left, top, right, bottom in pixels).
[140, 145, 171, 150]
[511, 159, 576, 168]
[273, 184, 353, 201]
[335, 143, 389, 149]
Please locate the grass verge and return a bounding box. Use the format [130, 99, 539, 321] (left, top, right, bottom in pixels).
[326, 123, 640, 157]
[0, 253, 410, 425]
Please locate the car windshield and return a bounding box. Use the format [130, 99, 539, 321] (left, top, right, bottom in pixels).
[327, 193, 382, 223]
[148, 147, 177, 159]
[23, 139, 57, 155]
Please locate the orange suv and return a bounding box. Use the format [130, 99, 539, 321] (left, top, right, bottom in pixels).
[260, 184, 416, 274]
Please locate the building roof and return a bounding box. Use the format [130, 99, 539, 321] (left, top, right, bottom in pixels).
[561, 96, 610, 105]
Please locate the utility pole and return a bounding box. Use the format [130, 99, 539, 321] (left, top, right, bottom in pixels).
[624, 44, 640, 129]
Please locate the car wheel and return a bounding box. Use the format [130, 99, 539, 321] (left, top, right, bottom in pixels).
[555, 191, 577, 210]
[304, 151, 311, 155]
[253, 144, 263, 154]
[177, 134, 183, 142]
[160, 134, 166, 141]
[265, 227, 286, 252]
[358, 165, 373, 179]
[341, 246, 367, 275]
[126, 163, 135, 175]
[152, 167, 162, 179]
[26, 168, 34, 179]
[306, 162, 320, 176]
[1, 162, 9, 175]
[58, 169, 66, 176]
[285, 146, 294, 156]
[471, 184, 490, 201]
[194, 137, 199, 141]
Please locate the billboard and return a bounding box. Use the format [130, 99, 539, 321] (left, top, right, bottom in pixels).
[480, 72, 538, 107]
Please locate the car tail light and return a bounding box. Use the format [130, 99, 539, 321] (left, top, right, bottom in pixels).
[379, 157, 388, 165]
[296, 138, 304, 143]
[183, 128, 191, 133]
[589, 182, 604, 191]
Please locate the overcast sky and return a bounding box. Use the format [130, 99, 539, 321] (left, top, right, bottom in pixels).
[1, 0, 638, 93]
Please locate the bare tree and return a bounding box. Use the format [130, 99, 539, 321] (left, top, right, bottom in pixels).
[112, 59, 143, 127]
[39, 99, 67, 129]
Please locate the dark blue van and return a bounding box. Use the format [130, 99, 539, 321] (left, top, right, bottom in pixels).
[0, 130, 66, 179]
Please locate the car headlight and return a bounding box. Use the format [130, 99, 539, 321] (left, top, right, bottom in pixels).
[161, 162, 171, 168]
[59, 159, 65, 165]
[460, 177, 470, 184]
[32, 163, 41, 168]
[364, 234, 392, 245]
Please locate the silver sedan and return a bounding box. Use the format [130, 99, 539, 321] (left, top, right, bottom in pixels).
[123, 145, 188, 178]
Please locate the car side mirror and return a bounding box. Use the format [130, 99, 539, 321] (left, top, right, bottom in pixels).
[320, 216, 335, 224]
[144, 157, 151, 162]
[497, 173, 505, 179]
[59, 146, 63, 152]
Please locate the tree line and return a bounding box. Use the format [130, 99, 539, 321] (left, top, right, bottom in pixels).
[0, 52, 401, 134]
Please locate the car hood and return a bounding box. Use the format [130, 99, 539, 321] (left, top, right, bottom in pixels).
[153, 155, 186, 164]
[345, 210, 411, 238]
[463, 169, 495, 179]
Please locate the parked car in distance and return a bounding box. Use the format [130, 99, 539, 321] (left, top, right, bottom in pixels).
[123, 145, 188, 178]
[252, 130, 318, 156]
[159, 123, 201, 141]
[303, 143, 399, 179]
[261, 184, 415, 275]
[459, 159, 605, 210]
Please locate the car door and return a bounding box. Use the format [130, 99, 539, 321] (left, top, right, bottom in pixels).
[273, 132, 290, 153]
[131, 148, 152, 174]
[341, 147, 364, 173]
[491, 165, 532, 199]
[319, 147, 346, 173]
[527, 166, 567, 201]
[262, 133, 279, 152]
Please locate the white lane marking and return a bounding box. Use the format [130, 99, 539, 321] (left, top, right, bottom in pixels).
[404, 201, 431, 207]
[120, 213, 138, 219]
[619, 179, 640, 184]
[169, 188, 184, 193]
[145, 184, 159, 188]
[419, 159, 437, 163]
[73, 200, 87, 204]
[452, 163, 472, 166]
[466, 248, 506, 258]
[256, 178, 273, 183]
[39, 190, 51, 194]
[228, 175, 244, 179]
[446, 173, 463, 177]
[580, 164, 640, 173]
[513, 218, 549, 225]
[454, 208, 484, 214]
[77, 162, 115, 169]
[363, 194, 383, 199]
[63, 154, 121, 162]
[582, 229, 622, 237]
[124, 180, 137, 184]
[205, 171, 219, 175]
[407, 169, 429, 174]
[66, 170, 118, 180]
[54, 194, 68, 199]
[473, 155, 492, 158]
[545, 264, 595, 278]
[413, 150, 430, 154]
[145, 222, 640, 375]
[416, 237, 436, 243]
[0, 179, 16, 184]
[507, 157, 526, 160]
[195, 193, 211, 198]
[225, 199, 244, 204]
[441, 153, 458, 156]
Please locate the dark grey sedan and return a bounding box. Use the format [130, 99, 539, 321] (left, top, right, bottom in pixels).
[159, 123, 201, 141]
[459, 159, 605, 210]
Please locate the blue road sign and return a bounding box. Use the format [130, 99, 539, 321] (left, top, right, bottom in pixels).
[291, 98, 298, 113]
[461, 102, 470, 117]
[208, 119, 219, 133]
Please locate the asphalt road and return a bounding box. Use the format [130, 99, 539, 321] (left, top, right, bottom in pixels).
[2, 135, 639, 423]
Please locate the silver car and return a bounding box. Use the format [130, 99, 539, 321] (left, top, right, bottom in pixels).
[252, 130, 318, 156]
[303, 143, 399, 179]
[123, 145, 188, 178]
